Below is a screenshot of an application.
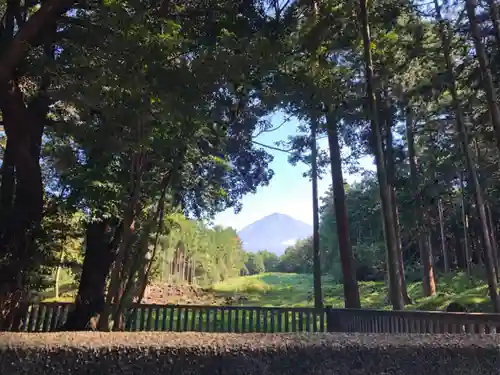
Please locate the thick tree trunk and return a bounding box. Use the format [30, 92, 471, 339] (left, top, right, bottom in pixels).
[311, 118, 323, 308]
[99, 223, 135, 331]
[434, 0, 500, 312]
[64, 221, 117, 330]
[358, 0, 404, 310]
[0, 82, 45, 330]
[326, 115, 360, 308]
[0, 0, 60, 328]
[0, 143, 15, 227]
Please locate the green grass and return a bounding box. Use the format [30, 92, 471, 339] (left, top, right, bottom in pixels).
[38, 269, 495, 312]
[34, 269, 77, 303]
[210, 271, 493, 312]
[408, 272, 491, 312]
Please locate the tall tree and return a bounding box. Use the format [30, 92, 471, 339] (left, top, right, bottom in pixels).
[358, 0, 404, 310]
[405, 105, 436, 296]
[432, 0, 500, 311]
[311, 116, 323, 308]
[326, 113, 361, 308]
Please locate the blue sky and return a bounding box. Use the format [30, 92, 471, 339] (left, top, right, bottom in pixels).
[213, 112, 376, 230]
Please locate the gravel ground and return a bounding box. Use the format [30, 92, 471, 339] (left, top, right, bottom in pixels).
[1, 332, 499, 375]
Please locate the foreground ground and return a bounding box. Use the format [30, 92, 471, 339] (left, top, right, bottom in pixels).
[40, 271, 493, 312]
[2, 332, 497, 375]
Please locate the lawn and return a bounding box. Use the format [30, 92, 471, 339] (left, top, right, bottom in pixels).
[210, 271, 493, 312]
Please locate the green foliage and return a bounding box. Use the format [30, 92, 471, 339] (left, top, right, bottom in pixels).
[0, 0, 289, 310]
[212, 272, 493, 312]
[319, 174, 387, 282]
[258, 251, 280, 273]
[277, 238, 314, 274]
[275, 174, 386, 281]
[153, 214, 247, 286]
[3, 0, 500, 318]
[244, 252, 266, 275]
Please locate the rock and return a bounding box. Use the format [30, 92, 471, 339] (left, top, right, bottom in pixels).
[445, 302, 468, 312]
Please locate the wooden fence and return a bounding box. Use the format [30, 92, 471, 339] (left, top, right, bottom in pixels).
[9, 302, 500, 334]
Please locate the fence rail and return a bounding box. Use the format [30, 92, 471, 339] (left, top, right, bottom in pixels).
[9, 302, 500, 334]
[329, 308, 500, 334]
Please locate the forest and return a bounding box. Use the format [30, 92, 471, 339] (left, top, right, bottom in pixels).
[2, 0, 500, 331]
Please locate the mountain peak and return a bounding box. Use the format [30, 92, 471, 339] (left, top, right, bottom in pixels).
[238, 213, 312, 255]
[263, 212, 289, 219]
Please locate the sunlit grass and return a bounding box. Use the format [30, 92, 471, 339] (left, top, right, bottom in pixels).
[38, 268, 495, 312]
[212, 271, 494, 312]
[212, 274, 273, 294]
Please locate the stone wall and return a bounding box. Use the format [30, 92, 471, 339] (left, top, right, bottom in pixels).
[1, 332, 499, 374]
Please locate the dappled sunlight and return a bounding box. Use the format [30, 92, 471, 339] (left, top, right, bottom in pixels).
[38, 270, 497, 313]
[211, 272, 497, 312]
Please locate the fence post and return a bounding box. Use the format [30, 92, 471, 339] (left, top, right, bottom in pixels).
[326, 306, 342, 332]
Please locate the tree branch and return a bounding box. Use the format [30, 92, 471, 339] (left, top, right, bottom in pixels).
[252, 140, 294, 153]
[0, 0, 76, 85]
[253, 115, 292, 138]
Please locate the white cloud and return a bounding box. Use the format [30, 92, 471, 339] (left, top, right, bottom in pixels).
[281, 238, 298, 246]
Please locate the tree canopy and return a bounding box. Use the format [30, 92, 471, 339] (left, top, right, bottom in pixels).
[3, 0, 500, 329]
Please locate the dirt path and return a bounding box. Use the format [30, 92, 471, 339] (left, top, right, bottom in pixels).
[141, 283, 247, 305]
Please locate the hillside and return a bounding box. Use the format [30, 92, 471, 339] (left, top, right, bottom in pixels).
[237, 213, 312, 255]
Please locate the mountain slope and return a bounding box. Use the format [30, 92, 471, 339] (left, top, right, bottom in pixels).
[237, 213, 312, 255]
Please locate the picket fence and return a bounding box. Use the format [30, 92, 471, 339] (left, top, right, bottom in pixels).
[9, 302, 500, 334]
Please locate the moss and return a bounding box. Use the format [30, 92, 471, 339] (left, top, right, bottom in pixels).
[1, 332, 499, 375]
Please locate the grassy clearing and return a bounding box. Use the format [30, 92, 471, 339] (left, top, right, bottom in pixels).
[210, 271, 493, 312]
[38, 270, 493, 312]
[34, 269, 77, 303]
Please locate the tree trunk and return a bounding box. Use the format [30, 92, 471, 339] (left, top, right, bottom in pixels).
[465, 0, 500, 153]
[472, 218, 484, 265]
[383, 102, 411, 304]
[487, 204, 499, 278]
[438, 199, 450, 272]
[99, 151, 145, 330]
[433, 0, 500, 312]
[311, 118, 323, 308]
[0, 0, 75, 85]
[462, 203, 471, 276]
[64, 221, 118, 330]
[326, 115, 361, 308]
[0, 82, 45, 330]
[113, 214, 157, 330]
[0, 143, 15, 229]
[405, 105, 436, 296]
[180, 255, 186, 282]
[487, 0, 500, 50]
[54, 247, 65, 300]
[358, 0, 404, 310]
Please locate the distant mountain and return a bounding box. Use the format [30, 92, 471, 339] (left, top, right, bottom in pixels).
[237, 213, 313, 256]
